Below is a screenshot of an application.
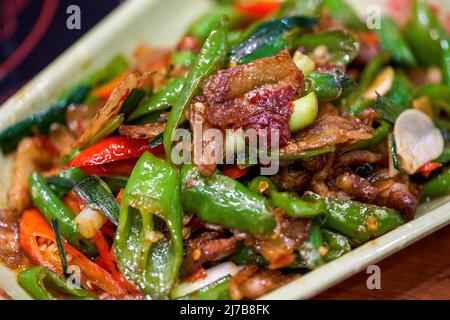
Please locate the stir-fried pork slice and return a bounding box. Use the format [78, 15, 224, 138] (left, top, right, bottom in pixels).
[188, 102, 220, 176]
[180, 232, 239, 279]
[369, 168, 418, 220]
[48, 123, 77, 157]
[280, 114, 373, 154]
[8, 137, 54, 214]
[252, 210, 311, 270]
[229, 264, 298, 300]
[119, 123, 165, 140]
[336, 172, 379, 202]
[337, 150, 383, 166]
[202, 50, 304, 146]
[0, 210, 30, 269]
[74, 72, 141, 148]
[272, 166, 311, 192]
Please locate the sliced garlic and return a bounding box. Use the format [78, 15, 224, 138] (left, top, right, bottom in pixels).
[74, 207, 107, 239]
[394, 109, 444, 174]
[363, 66, 395, 100]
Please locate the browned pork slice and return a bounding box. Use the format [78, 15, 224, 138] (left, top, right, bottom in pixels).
[0, 210, 29, 269]
[280, 114, 373, 154]
[201, 50, 304, 146]
[180, 232, 239, 279]
[229, 264, 298, 300]
[119, 123, 165, 139]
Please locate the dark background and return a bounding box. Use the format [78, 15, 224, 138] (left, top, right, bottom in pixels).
[0, 0, 123, 103]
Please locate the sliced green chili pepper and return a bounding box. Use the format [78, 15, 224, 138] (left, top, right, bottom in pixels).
[84, 54, 129, 88]
[115, 152, 183, 299]
[164, 18, 229, 160]
[305, 70, 355, 103]
[18, 267, 95, 300]
[73, 176, 120, 225]
[293, 30, 359, 67]
[230, 16, 316, 64]
[171, 51, 196, 67]
[188, 277, 231, 300]
[304, 192, 405, 243]
[404, 0, 449, 67]
[324, 0, 366, 31]
[277, 0, 324, 18]
[322, 229, 351, 262]
[422, 167, 450, 198]
[0, 84, 89, 154]
[248, 176, 326, 219]
[386, 73, 413, 111]
[29, 172, 96, 257]
[187, 5, 242, 42]
[277, 146, 336, 161]
[339, 120, 392, 153]
[129, 77, 185, 121]
[181, 165, 276, 236]
[359, 52, 391, 89]
[297, 221, 324, 269]
[375, 16, 416, 66]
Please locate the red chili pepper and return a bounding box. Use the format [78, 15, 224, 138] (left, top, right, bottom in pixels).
[93, 231, 139, 294]
[187, 267, 207, 283]
[234, 0, 282, 19]
[359, 32, 379, 46]
[91, 70, 131, 99]
[417, 162, 443, 178]
[78, 158, 138, 176]
[19, 209, 126, 297]
[66, 136, 156, 169]
[221, 165, 250, 179]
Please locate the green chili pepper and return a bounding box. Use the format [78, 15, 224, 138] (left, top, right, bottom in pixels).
[339, 120, 392, 153]
[101, 176, 128, 194]
[322, 229, 351, 262]
[277, 146, 336, 161]
[129, 77, 185, 121]
[181, 165, 276, 236]
[324, 0, 366, 31]
[187, 5, 242, 42]
[188, 277, 231, 300]
[415, 84, 450, 118]
[386, 73, 413, 111]
[230, 16, 316, 64]
[164, 18, 229, 160]
[442, 45, 450, 86]
[404, 0, 449, 67]
[277, 0, 324, 18]
[115, 152, 183, 299]
[29, 172, 96, 257]
[304, 192, 405, 243]
[18, 267, 95, 300]
[422, 167, 450, 198]
[297, 221, 324, 270]
[248, 176, 326, 219]
[292, 30, 359, 67]
[84, 54, 129, 88]
[375, 16, 416, 66]
[171, 51, 196, 67]
[305, 70, 355, 103]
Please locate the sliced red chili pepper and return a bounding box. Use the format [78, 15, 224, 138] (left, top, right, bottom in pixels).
[221, 165, 250, 179]
[417, 162, 443, 178]
[93, 231, 139, 294]
[66, 136, 154, 168]
[187, 266, 207, 283]
[235, 0, 282, 19]
[91, 70, 131, 99]
[78, 158, 138, 176]
[19, 209, 126, 297]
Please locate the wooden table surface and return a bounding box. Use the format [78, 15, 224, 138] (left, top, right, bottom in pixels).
[315, 224, 450, 300]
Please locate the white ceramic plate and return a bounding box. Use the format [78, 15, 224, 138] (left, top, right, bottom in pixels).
[0, 0, 449, 300]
